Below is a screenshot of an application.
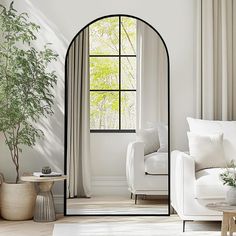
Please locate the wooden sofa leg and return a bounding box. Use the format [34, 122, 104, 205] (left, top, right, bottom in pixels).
[135, 194, 138, 204]
[130, 193, 133, 199]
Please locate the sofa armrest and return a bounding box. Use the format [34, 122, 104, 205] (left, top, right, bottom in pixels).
[171, 150, 196, 215]
[126, 141, 145, 190]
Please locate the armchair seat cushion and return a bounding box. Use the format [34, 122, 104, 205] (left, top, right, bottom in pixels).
[144, 152, 168, 175]
[195, 168, 229, 199]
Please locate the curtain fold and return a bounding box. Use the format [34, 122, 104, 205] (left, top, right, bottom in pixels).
[66, 28, 91, 198]
[196, 0, 236, 120]
[136, 21, 168, 129]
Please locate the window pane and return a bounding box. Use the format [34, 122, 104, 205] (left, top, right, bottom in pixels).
[89, 17, 119, 55]
[90, 92, 119, 129]
[90, 57, 119, 90]
[121, 17, 136, 55]
[121, 92, 136, 129]
[121, 57, 136, 89]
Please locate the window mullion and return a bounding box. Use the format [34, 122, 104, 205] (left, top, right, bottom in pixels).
[119, 16, 121, 130]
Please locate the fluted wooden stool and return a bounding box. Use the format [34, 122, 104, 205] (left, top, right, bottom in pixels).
[21, 175, 66, 222]
[207, 202, 236, 236]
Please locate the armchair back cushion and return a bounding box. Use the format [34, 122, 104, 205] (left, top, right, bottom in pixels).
[187, 117, 236, 164]
[136, 127, 159, 155]
[157, 124, 168, 152]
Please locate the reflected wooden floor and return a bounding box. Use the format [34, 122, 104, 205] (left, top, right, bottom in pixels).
[67, 195, 168, 214]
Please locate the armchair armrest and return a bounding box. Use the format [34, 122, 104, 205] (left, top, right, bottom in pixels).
[126, 141, 145, 190]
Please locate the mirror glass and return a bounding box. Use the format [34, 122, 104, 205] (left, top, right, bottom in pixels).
[65, 15, 169, 215]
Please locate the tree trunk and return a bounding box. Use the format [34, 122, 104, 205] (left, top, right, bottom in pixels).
[15, 164, 19, 183]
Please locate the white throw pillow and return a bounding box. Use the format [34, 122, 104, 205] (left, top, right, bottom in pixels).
[187, 117, 222, 134]
[157, 124, 168, 152]
[187, 117, 236, 164]
[187, 132, 226, 172]
[136, 128, 159, 155]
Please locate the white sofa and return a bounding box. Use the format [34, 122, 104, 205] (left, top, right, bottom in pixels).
[171, 118, 236, 231]
[126, 141, 168, 204]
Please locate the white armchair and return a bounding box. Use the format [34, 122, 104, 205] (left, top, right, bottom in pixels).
[126, 141, 168, 204]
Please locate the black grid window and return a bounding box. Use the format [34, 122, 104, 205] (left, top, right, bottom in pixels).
[89, 16, 136, 132]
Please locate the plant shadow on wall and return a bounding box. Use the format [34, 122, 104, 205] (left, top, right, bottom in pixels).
[0, 0, 67, 182]
[0, 2, 60, 183]
[21, 0, 68, 174]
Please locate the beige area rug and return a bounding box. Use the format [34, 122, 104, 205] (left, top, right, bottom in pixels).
[53, 221, 221, 236]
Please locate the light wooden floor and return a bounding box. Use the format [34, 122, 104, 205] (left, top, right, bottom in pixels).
[67, 195, 168, 214]
[0, 215, 221, 236]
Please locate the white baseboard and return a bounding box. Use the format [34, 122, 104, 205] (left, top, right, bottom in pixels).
[91, 176, 129, 196]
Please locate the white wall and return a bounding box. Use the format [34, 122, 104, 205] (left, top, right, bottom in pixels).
[0, 0, 196, 210]
[90, 133, 136, 196]
[91, 133, 136, 176]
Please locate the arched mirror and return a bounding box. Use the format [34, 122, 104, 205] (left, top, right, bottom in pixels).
[64, 15, 170, 215]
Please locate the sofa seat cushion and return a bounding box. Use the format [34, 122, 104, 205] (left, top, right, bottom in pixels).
[195, 168, 230, 199]
[144, 152, 168, 175]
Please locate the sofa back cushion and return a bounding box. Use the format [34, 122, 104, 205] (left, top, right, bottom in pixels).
[187, 117, 236, 164]
[187, 132, 226, 171]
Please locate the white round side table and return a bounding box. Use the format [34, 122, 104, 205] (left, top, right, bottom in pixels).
[21, 175, 66, 222]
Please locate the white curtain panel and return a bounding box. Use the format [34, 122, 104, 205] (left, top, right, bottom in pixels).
[66, 28, 91, 198]
[136, 21, 168, 129]
[196, 0, 236, 120]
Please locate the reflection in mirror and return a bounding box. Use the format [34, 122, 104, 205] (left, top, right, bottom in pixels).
[65, 15, 169, 215]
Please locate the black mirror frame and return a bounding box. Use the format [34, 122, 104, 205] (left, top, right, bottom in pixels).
[64, 14, 170, 216]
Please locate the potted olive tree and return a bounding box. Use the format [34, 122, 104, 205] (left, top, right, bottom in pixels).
[0, 2, 58, 220]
